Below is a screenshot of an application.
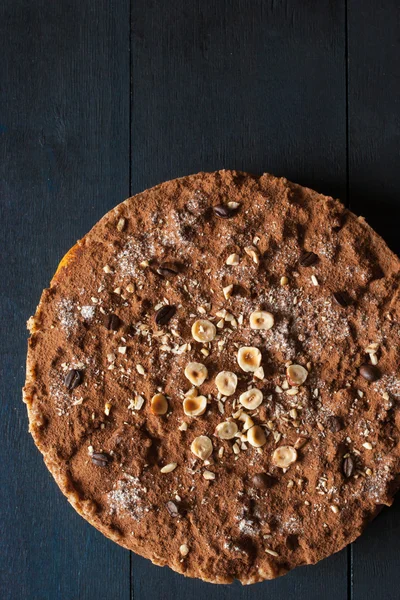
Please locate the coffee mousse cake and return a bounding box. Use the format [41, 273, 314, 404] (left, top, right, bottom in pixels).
[24, 170, 400, 584]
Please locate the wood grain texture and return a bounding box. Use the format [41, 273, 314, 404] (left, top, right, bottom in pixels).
[347, 3, 400, 598]
[0, 1, 130, 599]
[130, 1, 348, 596]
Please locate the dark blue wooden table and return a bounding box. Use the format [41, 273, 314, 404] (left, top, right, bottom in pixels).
[1, 2, 399, 599]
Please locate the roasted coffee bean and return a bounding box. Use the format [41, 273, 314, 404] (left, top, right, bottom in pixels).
[104, 313, 122, 331]
[91, 452, 111, 467]
[213, 204, 239, 219]
[359, 364, 381, 382]
[166, 501, 179, 517]
[327, 416, 343, 433]
[64, 369, 83, 391]
[333, 291, 350, 308]
[299, 250, 319, 267]
[157, 262, 180, 278]
[155, 305, 176, 326]
[251, 473, 273, 490]
[342, 455, 354, 478]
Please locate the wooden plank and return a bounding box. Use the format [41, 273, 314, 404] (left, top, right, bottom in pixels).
[130, 0, 348, 597]
[348, 3, 400, 599]
[0, 1, 130, 599]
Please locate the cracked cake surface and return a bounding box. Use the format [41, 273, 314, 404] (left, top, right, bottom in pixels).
[24, 170, 400, 584]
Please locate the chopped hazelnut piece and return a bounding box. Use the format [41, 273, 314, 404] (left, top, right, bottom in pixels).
[280, 276, 289, 286]
[249, 310, 274, 330]
[223, 284, 234, 299]
[239, 388, 263, 410]
[184, 362, 208, 386]
[226, 253, 240, 266]
[179, 544, 189, 557]
[237, 346, 262, 372]
[247, 425, 267, 447]
[238, 413, 254, 431]
[272, 446, 297, 468]
[362, 442, 373, 450]
[191, 319, 216, 343]
[253, 366, 264, 380]
[191, 435, 213, 460]
[104, 402, 112, 416]
[116, 217, 126, 231]
[183, 395, 207, 417]
[215, 371, 238, 396]
[203, 470, 216, 480]
[160, 462, 177, 473]
[151, 393, 168, 415]
[244, 245, 260, 264]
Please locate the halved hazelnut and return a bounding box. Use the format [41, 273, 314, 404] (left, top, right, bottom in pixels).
[215, 371, 238, 396]
[247, 425, 267, 447]
[191, 319, 216, 343]
[184, 362, 208, 386]
[215, 421, 238, 439]
[239, 388, 263, 410]
[286, 364, 308, 386]
[183, 395, 207, 417]
[191, 435, 213, 460]
[237, 346, 262, 372]
[272, 445, 297, 468]
[150, 393, 168, 415]
[249, 310, 274, 330]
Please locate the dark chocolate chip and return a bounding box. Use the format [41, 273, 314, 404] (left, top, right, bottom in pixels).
[166, 501, 179, 518]
[104, 313, 122, 331]
[299, 250, 319, 267]
[64, 369, 83, 391]
[333, 291, 350, 308]
[213, 203, 239, 219]
[251, 473, 273, 490]
[342, 455, 354, 478]
[155, 305, 176, 326]
[359, 364, 381, 382]
[91, 452, 111, 467]
[157, 262, 180, 278]
[327, 415, 343, 433]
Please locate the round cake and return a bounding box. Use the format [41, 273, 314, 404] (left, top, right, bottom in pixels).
[24, 170, 400, 584]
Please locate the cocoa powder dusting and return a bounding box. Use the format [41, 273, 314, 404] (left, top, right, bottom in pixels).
[23, 170, 400, 584]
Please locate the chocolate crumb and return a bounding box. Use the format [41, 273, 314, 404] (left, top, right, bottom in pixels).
[155, 305, 176, 326]
[166, 501, 179, 518]
[299, 250, 319, 267]
[103, 313, 122, 331]
[327, 416, 343, 433]
[157, 262, 180, 278]
[332, 291, 350, 307]
[251, 473, 273, 489]
[91, 452, 111, 467]
[359, 364, 381, 382]
[64, 369, 83, 391]
[342, 456, 354, 478]
[213, 204, 239, 219]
